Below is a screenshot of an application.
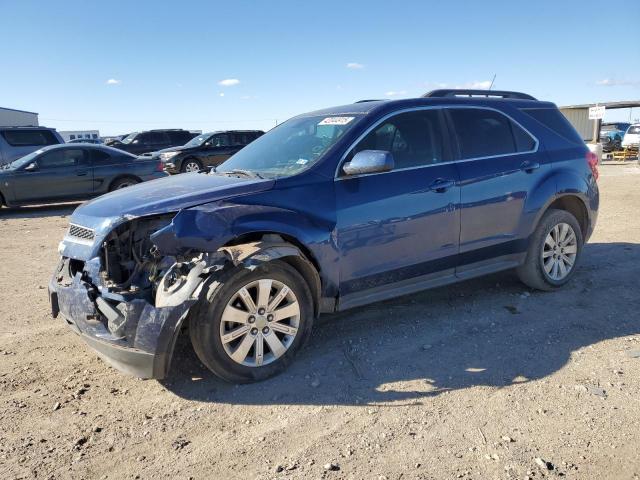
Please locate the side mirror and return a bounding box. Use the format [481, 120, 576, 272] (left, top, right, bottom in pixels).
[343, 150, 394, 176]
[24, 162, 38, 172]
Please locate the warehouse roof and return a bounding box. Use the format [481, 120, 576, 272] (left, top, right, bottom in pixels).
[0, 106, 38, 115]
[561, 100, 640, 110]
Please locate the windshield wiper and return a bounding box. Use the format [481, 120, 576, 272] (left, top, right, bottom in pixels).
[222, 169, 264, 179]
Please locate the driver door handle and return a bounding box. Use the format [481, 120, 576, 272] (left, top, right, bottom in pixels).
[428, 178, 455, 193]
[520, 161, 540, 173]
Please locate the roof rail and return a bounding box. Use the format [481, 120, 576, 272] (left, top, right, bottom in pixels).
[423, 89, 537, 101]
[355, 99, 384, 103]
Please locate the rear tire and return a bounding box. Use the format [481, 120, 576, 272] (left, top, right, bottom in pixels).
[517, 209, 583, 291]
[109, 176, 140, 191]
[189, 260, 314, 383]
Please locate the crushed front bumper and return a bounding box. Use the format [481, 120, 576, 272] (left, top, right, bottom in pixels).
[49, 259, 194, 379]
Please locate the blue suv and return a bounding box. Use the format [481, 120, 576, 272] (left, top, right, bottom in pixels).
[49, 89, 599, 382]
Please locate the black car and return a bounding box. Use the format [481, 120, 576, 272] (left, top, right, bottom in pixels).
[0, 144, 167, 207]
[154, 130, 264, 173]
[109, 129, 197, 155]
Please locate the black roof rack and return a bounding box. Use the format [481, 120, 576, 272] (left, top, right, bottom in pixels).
[355, 99, 385, 103]
[423, 89, 537, 101]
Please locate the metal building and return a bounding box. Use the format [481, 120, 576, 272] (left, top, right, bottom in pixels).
[560, 100, 640, 141]
[59, 130, 100, 142]
[0, 107, 39, 126]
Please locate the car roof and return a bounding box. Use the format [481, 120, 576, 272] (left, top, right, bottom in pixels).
[38, 143, 132, 155]
[298, 95, 555, 120]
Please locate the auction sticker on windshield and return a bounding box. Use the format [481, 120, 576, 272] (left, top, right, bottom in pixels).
[318, 116, 354, 125]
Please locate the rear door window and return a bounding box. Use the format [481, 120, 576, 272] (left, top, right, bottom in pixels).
[449, 108, 536, 159]
[2, 129, 58, 147]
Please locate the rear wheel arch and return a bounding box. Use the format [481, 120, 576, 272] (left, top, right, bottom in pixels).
[544, 195, 589, 238]
[109, 175, 141, 191]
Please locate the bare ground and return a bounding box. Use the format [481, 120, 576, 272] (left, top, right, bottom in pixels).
[1, 164, 639, 480]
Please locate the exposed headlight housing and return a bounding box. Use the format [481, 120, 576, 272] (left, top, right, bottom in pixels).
[159, 151, 179, 161]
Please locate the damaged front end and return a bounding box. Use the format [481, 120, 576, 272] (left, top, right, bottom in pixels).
[49, 214, 227, 379]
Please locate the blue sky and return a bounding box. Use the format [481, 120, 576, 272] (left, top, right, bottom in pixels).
[1, 0, 639, 135]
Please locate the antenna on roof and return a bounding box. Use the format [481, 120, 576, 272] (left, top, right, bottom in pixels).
[489, 74, 496, 90]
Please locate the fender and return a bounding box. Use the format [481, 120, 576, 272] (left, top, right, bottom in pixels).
[151, 200, 340, 298]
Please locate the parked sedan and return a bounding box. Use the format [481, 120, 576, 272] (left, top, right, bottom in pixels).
[0, 144, 167, 207]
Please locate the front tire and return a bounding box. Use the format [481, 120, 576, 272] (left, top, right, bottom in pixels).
[517, 209, 583, 291]
[189, 260, 314, 383]
[181, 158, 203, 173]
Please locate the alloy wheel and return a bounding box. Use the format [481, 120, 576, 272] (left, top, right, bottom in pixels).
[542, 222, 578, 281]
[219, 278, 300, 367]
[184, 161, 201, 172]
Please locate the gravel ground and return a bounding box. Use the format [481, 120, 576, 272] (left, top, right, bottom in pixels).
[1, 163, 639, 480]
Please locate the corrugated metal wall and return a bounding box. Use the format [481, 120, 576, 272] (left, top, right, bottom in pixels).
[0, 108, 39, 127]
[560, 108, 593, 141]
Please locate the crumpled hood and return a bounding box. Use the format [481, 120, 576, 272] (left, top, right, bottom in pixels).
[77, 173, 273, 219]
[61, 173, 274, 261]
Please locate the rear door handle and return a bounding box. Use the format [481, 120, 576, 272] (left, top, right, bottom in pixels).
[76, 171, 88, 176]
[520, 161, 540, 173]
[428, 178, 455, 193]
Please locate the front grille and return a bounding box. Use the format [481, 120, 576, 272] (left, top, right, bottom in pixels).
[68, 224, 95, 242]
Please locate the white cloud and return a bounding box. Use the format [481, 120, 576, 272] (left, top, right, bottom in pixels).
[457, 80, 492, 89]
[424, 80, 493, 90]
[596, 78, 640, 87]
[218, 78, 240, 87]
[385, 90, 407, 97]
[346, 62, 365, 70]
[105, 78, 121, 85]
[219, 92, 225, 97]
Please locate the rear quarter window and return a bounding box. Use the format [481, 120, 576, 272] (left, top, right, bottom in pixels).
[1, 129, 58, 147]
[521, 108, 584, 145]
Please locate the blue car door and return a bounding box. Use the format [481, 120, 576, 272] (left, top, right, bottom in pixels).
[445, 107, 547, 276]
[334, 108, 460, 308]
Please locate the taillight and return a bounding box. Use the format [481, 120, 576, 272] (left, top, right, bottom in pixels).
[156, 161, 164, 172]
[586, 151, 599, 181]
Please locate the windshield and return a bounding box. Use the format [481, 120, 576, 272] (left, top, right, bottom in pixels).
[216, 115, 361, 177]
[3, 149, 45, 169]
[627, 125, 640, 135]
[184, 132, 213, 148]
[121, 132, 138, 144]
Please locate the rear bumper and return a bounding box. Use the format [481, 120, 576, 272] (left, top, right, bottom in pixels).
[49, 262, 192, 379]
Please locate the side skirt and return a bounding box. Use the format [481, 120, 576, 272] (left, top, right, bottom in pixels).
[336, 253, 525, 312]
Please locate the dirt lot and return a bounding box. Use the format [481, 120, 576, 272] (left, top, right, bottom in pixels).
[1, 163, 639, 480]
